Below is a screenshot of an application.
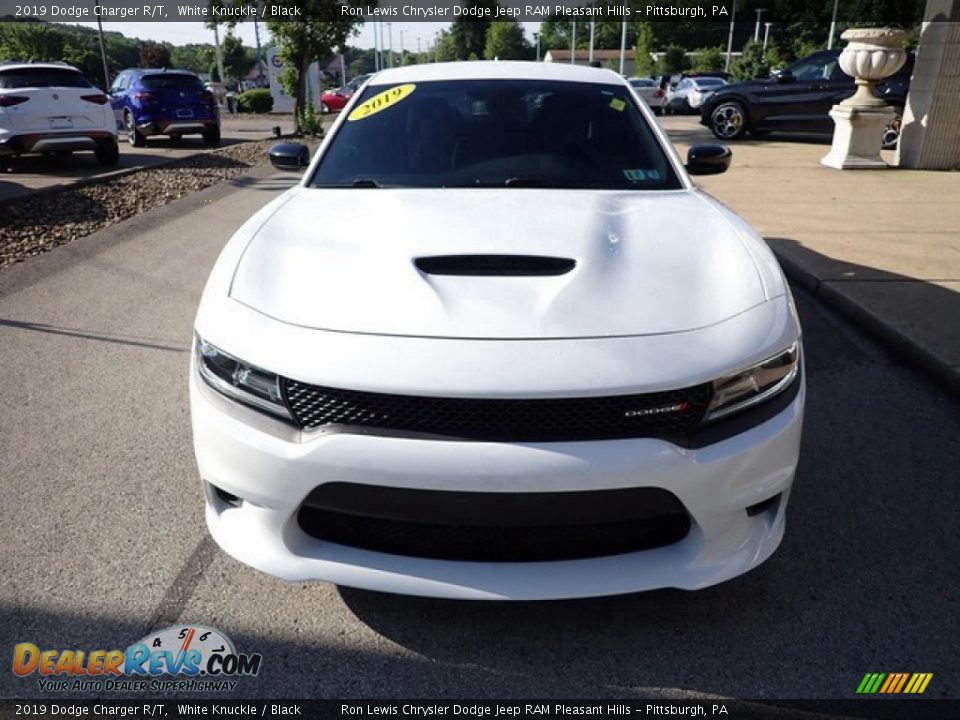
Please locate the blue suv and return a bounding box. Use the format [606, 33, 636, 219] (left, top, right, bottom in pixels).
[109, 69, 220, 147]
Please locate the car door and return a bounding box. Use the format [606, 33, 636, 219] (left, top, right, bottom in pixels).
[108, 72, 130, 128]
[754, 52, 853, 132]
[667, 79, 689, 111]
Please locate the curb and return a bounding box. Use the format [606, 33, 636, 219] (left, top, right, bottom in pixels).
[773, 249, 960, 398]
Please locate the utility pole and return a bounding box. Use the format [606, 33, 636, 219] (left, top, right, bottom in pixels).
[380, 23, 387, 69]
[253, 19, 265, 86]
[571, 22, 576, 64]
[589, 21, 595, 63]
[619, 20, 627, 76]
[827, 0, 840, 49]
[95, 18, 110, 91]
[725, 0, 737, 72]
[373, 22, 380, 71]
[387, 23, 393, 68]
[763, 23, 773, 54]
[754, 9, 766, 43]
[212, 23, 226, 85]
[399, 31, 404, 67]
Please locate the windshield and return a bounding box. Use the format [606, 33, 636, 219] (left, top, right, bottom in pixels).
[695, 78, 726, 88]
[630, 78, 655, 87]
[310, 79, 682, 190]
[141, 74, 204, 91]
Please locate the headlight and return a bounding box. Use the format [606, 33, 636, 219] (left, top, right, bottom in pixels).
[195, 337, 292, 420]
[704, 342, 800, 422]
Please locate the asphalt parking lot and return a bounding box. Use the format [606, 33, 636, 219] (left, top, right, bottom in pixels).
[1, 123, 957, 701]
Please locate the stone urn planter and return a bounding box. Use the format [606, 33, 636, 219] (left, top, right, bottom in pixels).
[821, 28, 908, 170]
[838, 28, 908, 107]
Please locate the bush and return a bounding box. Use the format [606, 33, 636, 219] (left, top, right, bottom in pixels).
[237, 88, 273, 114]
[297, 101, 322, 137]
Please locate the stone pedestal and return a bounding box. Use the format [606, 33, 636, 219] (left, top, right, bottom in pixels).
[821, 104, 898, 169]
[821, 27, 906, 170]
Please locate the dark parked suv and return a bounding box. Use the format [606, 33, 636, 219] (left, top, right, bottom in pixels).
[700, 49, 913, 149]
[109, 69, 220, 147]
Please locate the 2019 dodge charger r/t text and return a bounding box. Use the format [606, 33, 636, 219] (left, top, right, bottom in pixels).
[190, 62, 805, 600]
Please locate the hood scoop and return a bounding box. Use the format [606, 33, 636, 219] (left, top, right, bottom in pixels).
[414, 254, 576, 277]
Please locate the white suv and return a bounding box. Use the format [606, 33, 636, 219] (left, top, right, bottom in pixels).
[0, 62, 119, 171]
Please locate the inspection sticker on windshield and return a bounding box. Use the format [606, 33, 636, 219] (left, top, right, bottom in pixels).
[348, 84, 416, 122]
[623, 169, 660, 183]
[609, 98, 627, 112]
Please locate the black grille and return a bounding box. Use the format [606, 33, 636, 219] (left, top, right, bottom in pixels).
[298, 483, 691, 562]
[282, 380, 711, 443]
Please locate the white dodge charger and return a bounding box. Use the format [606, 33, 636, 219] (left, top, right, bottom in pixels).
[190, 62, 804, 600]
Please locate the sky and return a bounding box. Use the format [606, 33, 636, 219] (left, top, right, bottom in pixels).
[65, 21, 543, 53]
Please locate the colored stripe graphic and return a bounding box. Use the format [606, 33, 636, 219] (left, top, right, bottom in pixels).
[857, 672, 932, 694]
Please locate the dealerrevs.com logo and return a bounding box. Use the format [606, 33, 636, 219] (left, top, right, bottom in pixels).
[13, 625, 262, 693]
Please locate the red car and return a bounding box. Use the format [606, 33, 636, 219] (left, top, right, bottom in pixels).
[319, 73, 372, 114]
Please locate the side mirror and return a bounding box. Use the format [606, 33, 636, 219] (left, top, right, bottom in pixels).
[686, 145, 732, 176]
[775, 69, 795, 83]
[269, 142, 310, 172]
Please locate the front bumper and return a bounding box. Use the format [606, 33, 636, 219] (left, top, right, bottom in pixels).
[190, 362, 804, 600]
[0, 131, 115, 156]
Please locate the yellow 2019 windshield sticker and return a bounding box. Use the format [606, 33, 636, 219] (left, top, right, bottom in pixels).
[347, 84, 416, 121]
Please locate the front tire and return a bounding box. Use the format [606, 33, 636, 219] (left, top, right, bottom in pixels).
[124, 112, 146, 147]
[95, 139, 120, 166]
[710, 101, 748, 141]
[882, 107, 902, 150]
[320, 102, 330, 114]
[202, 126, 221, 147]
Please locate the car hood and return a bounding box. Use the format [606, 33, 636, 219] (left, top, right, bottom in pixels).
[229, 188, 767, 339]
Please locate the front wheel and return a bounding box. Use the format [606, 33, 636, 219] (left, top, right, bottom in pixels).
[202, 126, 221, 147]
[95, 139, 120, 166]
[882, 108, 902, 150]
[710, 101, 748, 141]
[320, 102, 330, 115]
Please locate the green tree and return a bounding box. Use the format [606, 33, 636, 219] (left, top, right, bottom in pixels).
[433, 29, 459, 62]
[733, 40, 770, 81]
[266, 1, 364, 129]
[222, 32, 255, 81]
[633, 22, 655, 76]
[484, 21, 531, 61]
[692, 46, 725, 72]
[661, 45, 691, 75]
[171, 43, 216, 74]
[449, 0, 498, 59]
[0, 23, 65, 62]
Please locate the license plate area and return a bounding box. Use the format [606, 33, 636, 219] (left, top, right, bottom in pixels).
[176, 109, 194, 119]
[49, 117, 73, 129]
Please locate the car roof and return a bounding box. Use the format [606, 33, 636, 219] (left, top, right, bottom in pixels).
[125, 68, 199, 76]
[0, 62, 83, 72]
[369, 61, 625, 87]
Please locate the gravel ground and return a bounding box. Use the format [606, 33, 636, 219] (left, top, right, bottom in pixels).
[0, 140, 277, 270]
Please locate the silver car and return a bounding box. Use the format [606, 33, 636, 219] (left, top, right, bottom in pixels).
[629, 77, 665, 115]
